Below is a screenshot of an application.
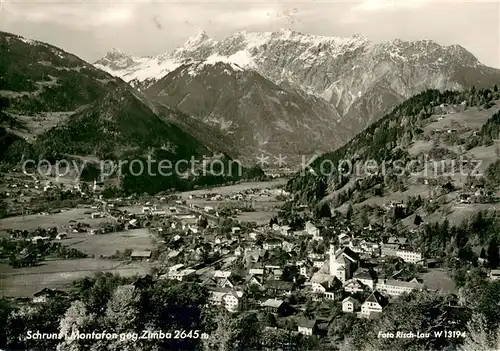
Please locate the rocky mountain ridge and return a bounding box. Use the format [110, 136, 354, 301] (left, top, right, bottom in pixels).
[145, 61, 350, 162]
[95, 29, 500, 133]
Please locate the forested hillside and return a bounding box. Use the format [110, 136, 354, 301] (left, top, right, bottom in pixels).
[286, 85, 500, 205]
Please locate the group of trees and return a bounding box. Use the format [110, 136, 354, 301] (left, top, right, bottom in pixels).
[465, 109, 500, 150]
[0, 273, 323, 351]
[286, 85, 500, 207]
[419, 210, 500, 263]
[486, 160, 500, 187]
[1, 238, 87, 267]
[2, 273, 210, 351]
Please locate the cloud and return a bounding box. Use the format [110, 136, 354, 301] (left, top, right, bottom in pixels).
[95, 6, 135, 26]
[342, 0, 427, 23]
[343, 0, 496, 23]
[4, 1, 138, 29]
[4, 0, 298, 30]
[2, 0, 498, 68]
[353, 0, 426, 12]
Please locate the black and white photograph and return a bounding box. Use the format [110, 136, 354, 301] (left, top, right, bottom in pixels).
[0, 0, 500, 350]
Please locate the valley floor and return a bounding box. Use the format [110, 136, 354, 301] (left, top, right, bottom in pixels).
[0, 258, 150, 297]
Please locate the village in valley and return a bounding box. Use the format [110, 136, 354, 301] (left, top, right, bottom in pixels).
[1, 88, 500, 349]
[0, 168, 470, 340]
[3, 4, 500, 347]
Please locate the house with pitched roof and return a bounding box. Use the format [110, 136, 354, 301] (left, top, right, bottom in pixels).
[208, 288, 244, 312]
[361, 291, 389, 318]
[344, 279, 366, 293]
[311, 277, 343, 301]
[352, 270, 376, 290]
[261, 298, 291, 316]
[297, 318, 318, 336]
[375, 278, 424, 296]
[342, 296, 360, 313]
[265, 280, 293, 297]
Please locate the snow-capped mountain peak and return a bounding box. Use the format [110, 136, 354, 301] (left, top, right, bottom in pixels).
[184, 29, 210, 48]
[103, 47, 131, 60]
[93, 28, 374, 90]
[95, 47, 137, 71]
[94, 28, 494, 117]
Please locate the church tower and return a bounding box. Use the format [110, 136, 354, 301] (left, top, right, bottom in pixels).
[329, 244, 336, 276]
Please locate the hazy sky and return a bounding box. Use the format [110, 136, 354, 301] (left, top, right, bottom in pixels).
[1, 0, 499, 67]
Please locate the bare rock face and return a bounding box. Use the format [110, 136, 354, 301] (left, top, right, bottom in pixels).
[145, 61, 349, 163]
[95, 29, 500, 161]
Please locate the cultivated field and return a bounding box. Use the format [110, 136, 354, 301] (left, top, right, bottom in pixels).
[186, 198, 285, 208]
[420, 268, 456, 293]
[423, 104, 497, 134]
[178, 179, 287, 199]
[0, 259, 150, 297]
[0, 208, 116, 236]
[425, 202, 500, 226]
[235, 211, 278, 225]
[6, 111, 74, 142]
[63, 228, 155, 257]
[465, 144, 499, 174]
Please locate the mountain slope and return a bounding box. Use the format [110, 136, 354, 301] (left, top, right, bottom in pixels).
[145, 61, 349, 163]
[95, 29, 500, 135]
[285, 85, 500, 210]
[152, 102, 238, 159]
[0, 31, 208, 161]
[0, 31, 121, 115]
[35, 87, 208, 160]
[0, 31, 252, 194]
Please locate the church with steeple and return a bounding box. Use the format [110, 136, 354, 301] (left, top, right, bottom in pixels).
[329, 244, 359, 283]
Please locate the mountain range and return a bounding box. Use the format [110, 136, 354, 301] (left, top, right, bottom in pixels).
[0, 31, 206, 160]
[0, 31, 247, 194]
[1, 28, 500, 181]
[145, 61, 349, 162]
[95, 29, 500, 161]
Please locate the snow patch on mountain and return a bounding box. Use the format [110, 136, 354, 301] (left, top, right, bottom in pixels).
[93, 29, 371, 90]
[95, 28, 493, 134]
[19, 37, 37, 45]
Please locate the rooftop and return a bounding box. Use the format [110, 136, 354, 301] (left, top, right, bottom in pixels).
[262, 298, 284, 308]
[130, 250, 152, 258]
[342, 296, 359, 304]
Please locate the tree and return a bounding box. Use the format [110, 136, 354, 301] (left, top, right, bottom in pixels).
[358, 207, 369, 227]
[327, 313, 358, 343]
[261, 327, 289, 349]
[105, 285, 141, 331]
[369, 291, 469, 351]
[56, 301, 96, 351]
[461, 313, 500, 351]
[346, 204, 354, 220]
[269, 216, 278, 227]
[315, 203, 331, 219]
[104, 285, 142, 351]
[0, 299, 12, 347]
[146, 280, 208, 350]
[34, 296, 72, 350]
[487, 237, 499, 268]
[479, 247, 487, 261]
[75, 273, 129, 314]
[203, 313, 238, 351]
[203, 312, 262, 351]
[198, 216, 209, 229]
[282, 265, 299, 282]
[414, 215, 423, 226]
[6, 304, 40, 349]
[304, 299, 316, 319]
